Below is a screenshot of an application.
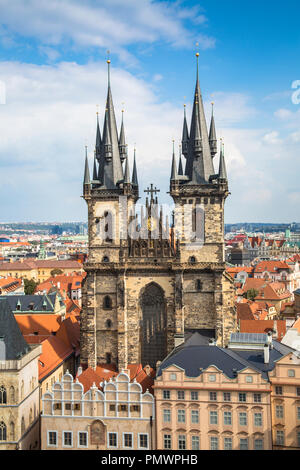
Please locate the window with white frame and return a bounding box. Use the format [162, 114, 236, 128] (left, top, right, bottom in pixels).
[191, 391, 198, 401]
[164, 434, 171, 449]
[78, 432, 88, 448]
[210, 410, 218, 425]
[254, 412, 262, 427]
[246, 376, 253, 383]
[63, 431, 73, 447]
[163, 409, 171, 423]
[224, 411, 232, 426]
[178, 434, 186, 450]
[108, 432, 118, 448]
[254, 393, 262, 403]
[276, 405, 284, 419]
[239, 393, 247, 403]
[288, 369, 295, 377]
[240, 438, 248, 450]
[170, 373, 177, 381]
[297, 430, 300, 447]
[223, 392, 231, 402]
[297, 407, 300, 420]
[48, 431, 57, 447]
[209, 374, 216, 382]
[254, 438, 264, 450]
[276, 430, 284, 446]
[210, 436, 218, 450]
[239, 412, 247, 426]
[139, 434, 148, 449]
[191, 409, 199, 424]
[177, 409, 185, 423]
[191, 435, 199, 450]
[224, 437, 232, 450]
[123, 433, 133, 448]
[163, 390, 170, 400]
[177, 390, 185, 400]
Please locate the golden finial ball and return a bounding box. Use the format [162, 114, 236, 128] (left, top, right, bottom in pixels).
[196, 52, 199, 57]
[107, 59, 111, 64]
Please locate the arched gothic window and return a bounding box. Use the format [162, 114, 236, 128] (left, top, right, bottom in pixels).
[189, 256, 197, 265]
[0, 386, 6, 404]
[9, 386, 15, 404]
[102, 256, 110, 263]
[10, 422, 15, 441]
[103, 296, 112, 309]
[0, 422, 6, 441]
[21, 417, 25, 435]
[105, 319, 112, 328]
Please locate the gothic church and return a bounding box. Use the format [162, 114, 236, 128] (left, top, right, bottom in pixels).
[81, 55, 236, 370]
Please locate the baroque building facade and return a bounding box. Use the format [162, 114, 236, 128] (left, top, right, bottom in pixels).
[81, 56, 236, 371]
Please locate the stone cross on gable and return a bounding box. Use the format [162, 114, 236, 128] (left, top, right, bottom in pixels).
[144, 184, 160, 204]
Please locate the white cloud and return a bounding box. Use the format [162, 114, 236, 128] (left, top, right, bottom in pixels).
[0, 0, 215, 58]
[0, 59, 299, 223]
[274, 108, 293, 120]
[0, 60, 183, 220]
[263, 131, 282, 145]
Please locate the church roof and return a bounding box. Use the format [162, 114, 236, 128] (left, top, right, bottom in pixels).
[0, 298, 30, 360]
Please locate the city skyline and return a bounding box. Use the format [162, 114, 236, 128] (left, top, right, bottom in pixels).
[0, 0, 299, 223]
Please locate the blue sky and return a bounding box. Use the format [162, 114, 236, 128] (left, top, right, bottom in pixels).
[0, 0, 299, 223]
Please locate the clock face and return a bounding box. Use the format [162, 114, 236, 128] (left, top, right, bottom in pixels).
[147, 217, 157, 231]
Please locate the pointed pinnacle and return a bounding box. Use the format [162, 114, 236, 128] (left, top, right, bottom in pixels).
[84, 147, 90, 185]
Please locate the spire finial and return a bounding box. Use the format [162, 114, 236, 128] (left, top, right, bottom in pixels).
[106, 50, 111, 86]
[195, 42, 199, 79]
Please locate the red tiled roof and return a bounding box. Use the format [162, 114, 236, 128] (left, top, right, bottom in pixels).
[254, 261, 290, 273]
[77, 364, 155, 394]
[15, 314, 62, 339]
[240, 320, 286, 340]
[0, 277, 22, 293]
[39, 335, 73, 380]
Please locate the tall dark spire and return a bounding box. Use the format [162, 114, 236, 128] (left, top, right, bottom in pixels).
[132, 147, 138, 186]
[95, 112, 101, 159]
[124, 154, 130, 184]
[185, 53, 215, 184]
[178, 144, 183, 175]
[218, 140, 228, 181]
[93, 150, 98, 181]
[209, 102, 217, 158]
[100, 58, 124, 189]
[170, 141, 178, 181]
[83, 146, 91, 186]
[119, 109, 127, 163]
[182, 104, 189, 158]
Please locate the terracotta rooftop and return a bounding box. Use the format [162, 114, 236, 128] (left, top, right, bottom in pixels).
[240, 320, 286, 341]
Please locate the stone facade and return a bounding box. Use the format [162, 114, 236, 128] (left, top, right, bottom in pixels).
[0, 345, 41, 450]
[80, 59, 237, 371]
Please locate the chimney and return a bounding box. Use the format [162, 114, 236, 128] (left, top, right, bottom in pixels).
[264, 344, 270, 364]
[174, 333, 185, 348]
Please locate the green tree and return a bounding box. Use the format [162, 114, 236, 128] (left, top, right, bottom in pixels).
[245, 288, 259, 301]
[50, 268, 63, 277]
[24, 278, 38, 295]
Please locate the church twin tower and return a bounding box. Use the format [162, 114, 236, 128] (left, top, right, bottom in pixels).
[81, 56, 236, 370]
